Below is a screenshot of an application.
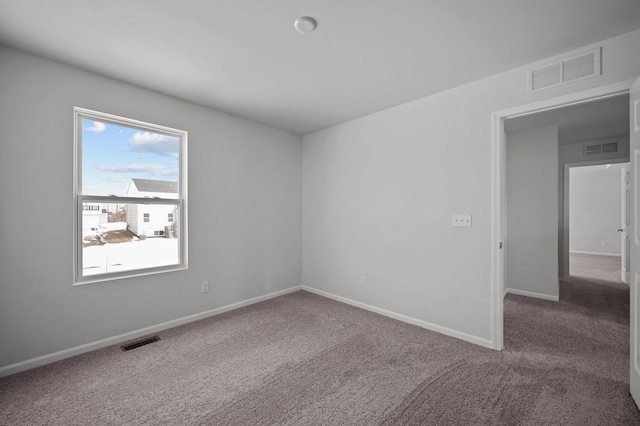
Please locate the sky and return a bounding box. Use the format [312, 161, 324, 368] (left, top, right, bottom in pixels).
[82, 119, 180, 196]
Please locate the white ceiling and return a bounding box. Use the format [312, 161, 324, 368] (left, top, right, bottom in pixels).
[1, 1, 640, 135]
[505, 94, 630, 145]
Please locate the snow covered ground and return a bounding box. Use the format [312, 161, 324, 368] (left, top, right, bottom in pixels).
[82, 238, 179, 275]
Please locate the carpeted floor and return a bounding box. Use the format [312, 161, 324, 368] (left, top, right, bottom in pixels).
[1, 254, 639, 425]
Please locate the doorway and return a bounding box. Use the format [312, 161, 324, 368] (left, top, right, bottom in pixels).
[568, 162, 629, 283]
[490, 79, 635, 351]
[504, 94, 630, 289]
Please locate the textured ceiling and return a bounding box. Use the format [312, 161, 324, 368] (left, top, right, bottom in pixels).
[1, 0, 640, 135]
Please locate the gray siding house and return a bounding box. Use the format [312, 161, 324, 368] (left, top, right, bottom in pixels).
[125, 178, 178, 237]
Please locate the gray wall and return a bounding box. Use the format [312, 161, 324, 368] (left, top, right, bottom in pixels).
[302, 29, 640, 345]
[570, 164, 625, 255]
[0, 46, 302, 368]
[2, 28, 640, 369]
[506, 126, 559, 299]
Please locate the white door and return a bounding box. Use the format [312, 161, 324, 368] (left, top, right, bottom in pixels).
[622, 163, 630, 285]
[630, 76, 640, 408]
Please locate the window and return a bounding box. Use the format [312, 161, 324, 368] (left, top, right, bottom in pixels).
[74, 107, 187, 284]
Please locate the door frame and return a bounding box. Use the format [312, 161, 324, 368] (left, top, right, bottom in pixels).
[562, 159, 630, 283]
[491, 78, 635, 350]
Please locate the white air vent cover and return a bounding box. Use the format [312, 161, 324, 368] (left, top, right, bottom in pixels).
[584, 140, 618, 156]
[584, 144, 602, 156]
[601, 142, 618, 154]
[528, 48, 601, 93]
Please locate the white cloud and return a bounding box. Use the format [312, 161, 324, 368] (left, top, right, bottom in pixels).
[129, 132, 179, 158]
[102, 175, 128, 183]
[96, 163, 178, 176]
[86, 121, 106, 133]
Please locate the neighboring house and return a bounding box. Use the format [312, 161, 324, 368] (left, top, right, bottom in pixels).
[125, 178, 178, 237]
[81, 203, 107, 236]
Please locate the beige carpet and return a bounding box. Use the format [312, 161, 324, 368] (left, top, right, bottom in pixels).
[570, 252, 623, 282]
[1, 257, 638, 424]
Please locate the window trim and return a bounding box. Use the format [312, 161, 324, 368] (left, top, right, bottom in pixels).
[73, 107, 188, 284]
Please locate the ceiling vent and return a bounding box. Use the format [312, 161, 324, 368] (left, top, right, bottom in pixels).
[527, 48, 601, 93]
[584, 140, 618, 157]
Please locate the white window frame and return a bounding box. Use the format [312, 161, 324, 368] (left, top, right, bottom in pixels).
[73, 107, 188, 284]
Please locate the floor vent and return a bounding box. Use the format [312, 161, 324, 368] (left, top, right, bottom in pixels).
[527, 48, 601, 93]
[121, 335, 161, 352]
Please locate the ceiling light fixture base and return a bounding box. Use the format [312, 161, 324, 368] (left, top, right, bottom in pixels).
[294, 17, 317, 33]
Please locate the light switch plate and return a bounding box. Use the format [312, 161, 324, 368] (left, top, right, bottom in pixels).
[452, 214, 472, 228]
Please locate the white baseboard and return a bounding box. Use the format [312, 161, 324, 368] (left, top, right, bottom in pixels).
[301, 286, 494, 350]
[505, 288, 559, 302]
[0, 285, 302, 378]
[569, 250, 621, 257]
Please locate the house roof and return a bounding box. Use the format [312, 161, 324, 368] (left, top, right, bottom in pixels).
[131, 178, 178, 194]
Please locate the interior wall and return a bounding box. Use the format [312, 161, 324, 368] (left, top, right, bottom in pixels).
[506, 126, 559, 299]
[302, 29, 640, 345]
[2, 29, 640, 369]
[0, 46, 302, 368]
[570, 164, 625, 255]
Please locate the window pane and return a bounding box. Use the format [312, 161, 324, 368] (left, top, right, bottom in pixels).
[81, 118, 179, 197]
[75, 108, 187, 283]
[81, 203, 180, 276]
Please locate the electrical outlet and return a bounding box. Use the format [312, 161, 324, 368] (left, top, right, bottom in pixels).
[360, 276, 366, 287]
[201, 281, 209, 293]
